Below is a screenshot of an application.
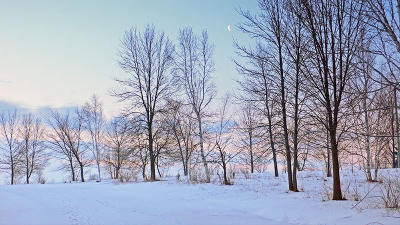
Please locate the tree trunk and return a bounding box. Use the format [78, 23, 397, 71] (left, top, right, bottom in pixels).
[292, 47, 301, 191]
[26, 145, 30, 184]
[142, 165, 146, 180]
[148, 123, 156, 181]
[363, 83, 372, 181]
[267, 113, 279, 177]
[327, 124, 332, 177]
[395, 89, 400, 168]
[278, 39, 293, 191]
[374, 155, 379, 181]
[249, 131, 254, 173]
[156, 155, 162, 178]
[115, 166, 120, 180]
[330, 128, 342, 200]
[97, 162, 101, 181]
[79, 162, 85, 182]
[116, 147, 121, 179]
[223, 162, 228, 185]
[70, 159, 75, 182]
[262, 60, 279, 178]
[197, 115, 210, 183]
[391, 97, 397, 168]
[10, 156, 14, 185]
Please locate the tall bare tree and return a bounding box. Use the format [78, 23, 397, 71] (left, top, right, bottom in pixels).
[284, 0, 309, 190]
[237, 0, 294, 189]
[21, 114, 46, 184]
[235, 45, 280, 177]
[82, 95, 105, 181]
[300, 0, 364, 200]
[213, 95, 237, 185]
[174, 27, 216, 183]
[114, 25, 174, 181]
[0, 111, 21, 184]
[363, 0, 400, 167]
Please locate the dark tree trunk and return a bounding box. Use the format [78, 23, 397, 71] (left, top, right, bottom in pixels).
[292, 32, 301, 191]
[326, 114, 332, 177]
[156, 154, 162, 178]
[278, 38, 294, 191]
[395, 89, 400, 168]
[148, 123, 156, 181]
[116, 146, 121, 179]
[69, 159, 75, 182]
[221, 155, 228, 185]
[142, 165, 146, 180]
[223, 164, 228, 185]
[263, 70, 279, 178]
[391, 92, 397, 168]
[79, 162, 85, 182]
[267, 112, 279, 177]
[330, 129, 342, 200]
[249, 132, 254, 173]
[26, 144, 29, 184]
[10, 158, 14, 185]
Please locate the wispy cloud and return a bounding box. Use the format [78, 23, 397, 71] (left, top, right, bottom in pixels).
[0, 100, 79, 121]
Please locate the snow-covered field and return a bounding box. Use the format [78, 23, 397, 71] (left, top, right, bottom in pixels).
[1, 169, 399, 225]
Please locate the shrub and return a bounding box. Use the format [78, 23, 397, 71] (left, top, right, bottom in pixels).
[380, 175, 400, 209]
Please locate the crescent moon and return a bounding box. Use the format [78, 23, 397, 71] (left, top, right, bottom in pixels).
[227, 25, 231, 32]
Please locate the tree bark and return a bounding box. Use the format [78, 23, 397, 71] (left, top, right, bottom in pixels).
[363, 80, 372, 181]
[148, 123, 156, 181]
[395, 89, 400, 168]
[278, 35, 294, 191]
[197, 115, 210, 183]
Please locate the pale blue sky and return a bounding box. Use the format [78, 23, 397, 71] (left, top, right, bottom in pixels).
[0, 0, 258, 117]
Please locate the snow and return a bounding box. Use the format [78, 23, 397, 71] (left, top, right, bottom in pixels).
[0, 170, 399, 225]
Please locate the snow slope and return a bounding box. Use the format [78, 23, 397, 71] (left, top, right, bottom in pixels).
[0, 170, 399, 225]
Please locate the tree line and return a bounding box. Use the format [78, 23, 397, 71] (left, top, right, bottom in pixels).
[1, 0, 400, 201]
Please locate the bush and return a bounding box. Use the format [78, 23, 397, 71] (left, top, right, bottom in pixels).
[240, 169, 250, 179]
[380, 175, 400, 209]
[319, 183, 332, 201]
[118, 170, 138, 183]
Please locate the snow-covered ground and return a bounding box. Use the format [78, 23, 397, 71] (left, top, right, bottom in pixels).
[1, 169, 399, 225]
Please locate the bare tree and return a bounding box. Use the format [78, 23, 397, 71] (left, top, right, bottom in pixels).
[168, 100, 196, 176]
[363, 0, 400, 167]
[47, 109, 87, 182]
[236, 102, 265, 173]
[0, 111, 22, 184]
[82, 95, 105, 181]
[20, 113, 46, 184]
[300, 0, 364, 200]
[174, 27, 216, 183]
[237, 0, 295, 189]
[363, 0, 400, 56]
[152, 117, 173, 178]
[213, 96, 237, 185]
[135, 131, 149, 180]
[234, 46, 280, 177]
[114, 25, 174, 181]
[284, 0, 309, 190]
[104, 116, 133, 180]
[47, 113, 76, 182]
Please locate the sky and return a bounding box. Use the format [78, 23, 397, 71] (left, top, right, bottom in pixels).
[0, 0, 259, 118]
